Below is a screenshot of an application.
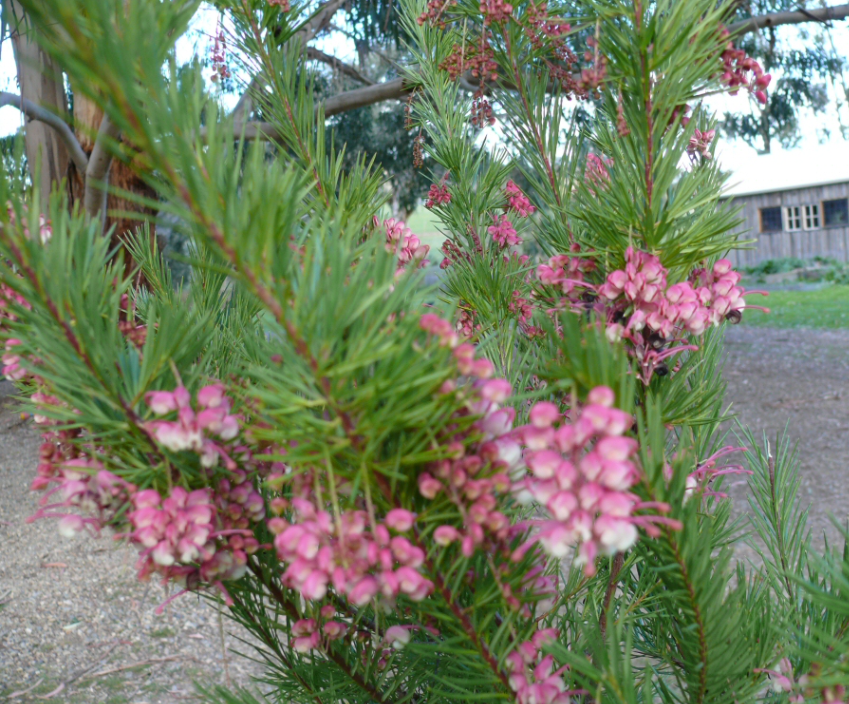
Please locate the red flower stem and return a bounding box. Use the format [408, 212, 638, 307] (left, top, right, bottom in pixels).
[406, 523, 512, 693]
[4, 239, 164, 458]
[642, 479, 708, 703]
[248, 561, 392, 704]
[598, 550, 624, 640]
[636, 0, 653, 245]
[229, 591, 326, 704]
[237, 0, 329, 206]
[501, 28, 564, 212]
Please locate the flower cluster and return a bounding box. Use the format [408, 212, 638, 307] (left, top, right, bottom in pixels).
[127, 483, 261, 599]
[0, 281, 29, 331]
[456, 307, 481, 339]
[417, 0, 457, 28]
[26, 396, 136, 536]
[718, 29, 771, 104]
[481, 0, 513, 25]
[28, 383, 268, 607]
[440, 38, 499, 82]
[579, 37, 607, 97]
[269, 500, 432, 607]
[30, 455, 137, 541]
[585, 153, 613, 195]
[687, 128, 715, 161]
[290, 609, 349, 652]
[416, 315, 534, 580]
[513, 388, 677, 574]
[598, 251, 752, 378]
[525, 1, 571, 48]
[145, 384, 241, 468]
[210, 22, 231, 83]
[2, 338, 29, 381]
[507, 629, 573, 704]
[505, 181, 536, 217]
[536, 247, 596, 300]
[5, 202, 52, 244]
[534, 247, 765, 381]
[425, 182, 452, 209]
[471, 93, 496, 128]
[383, 218, 430, 274]
[488, 214, 521, 248]
[268, 0, 291, 11]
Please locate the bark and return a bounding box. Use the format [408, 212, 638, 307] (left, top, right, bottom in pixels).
[729, 4, 849, 35]
[0, 92, 87, 172]
[69, 90, 157, 254]
[5, 0, 69, 210]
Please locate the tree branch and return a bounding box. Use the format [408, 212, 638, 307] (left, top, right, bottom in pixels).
[217, 77, 410, 143]
[0, 91, 88, 173]
[302, 0, 348, 42]
[84, 114, 120, 223]
[231, 0, 351, 122]
[306, 47, 374, 85]
[728, 3, 849, 35]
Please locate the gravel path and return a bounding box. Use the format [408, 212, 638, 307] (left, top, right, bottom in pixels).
[1, 326, 848, 702]
[0, 381, 261, 703]
[722, 326, 849, 549]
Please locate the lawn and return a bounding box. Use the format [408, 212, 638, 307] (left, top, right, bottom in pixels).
[405, 207, 446, 250]
[741, 285, 849, 328]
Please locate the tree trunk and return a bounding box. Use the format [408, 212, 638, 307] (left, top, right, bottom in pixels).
[6, 0, 69, 211]
[70, 90, 158, 262]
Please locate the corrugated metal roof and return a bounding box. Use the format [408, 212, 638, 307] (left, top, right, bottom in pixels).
[719, 141, 849, 198]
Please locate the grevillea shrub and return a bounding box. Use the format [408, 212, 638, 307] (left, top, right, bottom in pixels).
[2, 0, 849, 702]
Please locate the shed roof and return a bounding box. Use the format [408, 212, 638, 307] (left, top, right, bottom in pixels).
[719, 141, 849, 198]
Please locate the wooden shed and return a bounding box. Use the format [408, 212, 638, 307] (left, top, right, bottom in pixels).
[719, 144, 849, 267]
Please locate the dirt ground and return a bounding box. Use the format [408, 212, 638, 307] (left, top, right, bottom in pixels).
[1, 325, 848, 702]
[722, 326, 849, 548]
[0, 382, 261, 704]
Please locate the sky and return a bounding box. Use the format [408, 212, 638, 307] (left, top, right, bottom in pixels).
[1, 4, 848, 181]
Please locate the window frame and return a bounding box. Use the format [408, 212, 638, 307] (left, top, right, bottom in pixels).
[803, 204, 820, 230]
[759, 206, 783, 233]
[784, 206, 802, 232]
[822, 198, 849, 228]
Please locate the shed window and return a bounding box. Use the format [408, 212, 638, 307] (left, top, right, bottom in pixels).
[784, 206, 802, 231]
[823, 198, 849, 227]
[760, 206, 782, 233]
[804, 204, 820, 230]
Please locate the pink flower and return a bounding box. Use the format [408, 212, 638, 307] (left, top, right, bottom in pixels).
[197, 384, 226, 408]
[687, 129, 715, 161]
[348, 576, 380, 606]
[426, 183, 451, 208]
[481, 379, 512, 403]
[587, 386, 614, 407]
[385, 625, 412, 649]
[385, 509, 417, 532]
[585, 153, 612, 193]
[57, 514, 85, 538]
[145, 391, 178, 415]
[434, 525, 460, 545]
[505, 181, 536, 217]
[488, 215, 522, 248]
[514, 389, 676, 574]
[322, 621, 348, 640]
[529, 402, 559, 428]
[418, 473, 443, 499]
[383, 218, 430, 273]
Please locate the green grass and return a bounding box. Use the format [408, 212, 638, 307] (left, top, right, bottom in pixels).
[405, 206, 445, 249]
[741, 285, 849, 328]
